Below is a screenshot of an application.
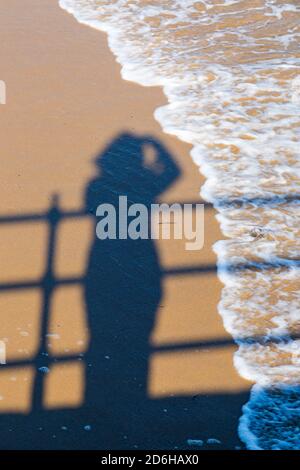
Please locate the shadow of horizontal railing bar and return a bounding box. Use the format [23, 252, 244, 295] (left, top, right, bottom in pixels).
[0, 255, 299, 293]
[0, 193, 299, 224]
[3, 331, 300, 371]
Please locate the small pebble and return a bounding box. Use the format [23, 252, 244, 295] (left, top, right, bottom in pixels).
[207, 438, 221, 445]
[187, 439, 204, 447]
[249, 227, 265, 239]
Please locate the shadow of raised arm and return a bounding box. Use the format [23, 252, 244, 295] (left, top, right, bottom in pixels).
[143, 137, 181, 196]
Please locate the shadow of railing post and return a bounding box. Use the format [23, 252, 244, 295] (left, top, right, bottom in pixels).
[32, 194, 61, 410]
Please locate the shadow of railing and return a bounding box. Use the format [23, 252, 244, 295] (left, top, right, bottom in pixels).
[0, 195, 299, 413]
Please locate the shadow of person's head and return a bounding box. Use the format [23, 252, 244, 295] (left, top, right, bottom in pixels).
[94, 131, 180, 185]
[95, 132, 145, 181]
[87, 132, 180, 210]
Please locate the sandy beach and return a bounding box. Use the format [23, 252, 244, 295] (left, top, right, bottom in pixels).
[0, 0, 251, 449]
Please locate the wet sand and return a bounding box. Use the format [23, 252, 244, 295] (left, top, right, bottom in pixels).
[0, 0, 251, 449]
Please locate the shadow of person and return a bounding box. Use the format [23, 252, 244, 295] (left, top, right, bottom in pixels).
[0, 132, 249, 451]
[83, 132, 180, 446]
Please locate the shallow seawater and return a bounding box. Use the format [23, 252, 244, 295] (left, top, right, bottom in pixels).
[59, 0, 300, 450]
